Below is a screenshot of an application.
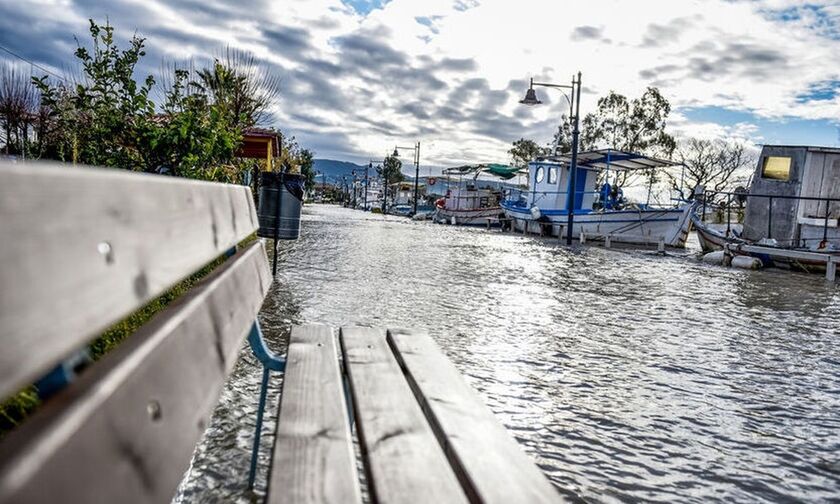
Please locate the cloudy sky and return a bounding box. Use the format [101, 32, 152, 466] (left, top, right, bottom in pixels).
[2, 0, 840, 168]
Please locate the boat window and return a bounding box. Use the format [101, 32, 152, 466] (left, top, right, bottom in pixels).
[761, 156, 792, 181]
[535, 166, 545, 184]
[548, 166, 558, 184]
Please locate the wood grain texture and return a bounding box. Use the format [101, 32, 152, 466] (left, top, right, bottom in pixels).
[340, 327, 468, 504]
[0, 161, 259, 398]
[388, 329, 562, 504]
[268, 325, 361, 504]
[0, 241, 271, 504]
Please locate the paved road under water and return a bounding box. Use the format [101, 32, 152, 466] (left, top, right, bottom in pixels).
[176, 204, 840, 503]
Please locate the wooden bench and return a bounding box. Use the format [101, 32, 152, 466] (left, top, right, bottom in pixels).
[0, 161, 272, 503]
[265, 326, 561, 504]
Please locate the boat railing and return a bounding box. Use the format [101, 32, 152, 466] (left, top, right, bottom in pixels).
[702, 190, 840, 248]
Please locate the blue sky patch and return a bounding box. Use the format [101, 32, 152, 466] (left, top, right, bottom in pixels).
[761, 4, 840, 40]
[680, 106, 840, 147]
[342, 0, 391, 15]
[796, 80, 840, 102]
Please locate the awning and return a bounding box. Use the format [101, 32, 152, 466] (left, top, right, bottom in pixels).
[541, 149, 680, 171]
[442, 163, 525, 179]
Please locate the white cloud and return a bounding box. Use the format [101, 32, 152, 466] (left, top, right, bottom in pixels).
[4, 0, 840, 165]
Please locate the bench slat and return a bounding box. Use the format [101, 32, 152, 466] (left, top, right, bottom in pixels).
[268, 325, 361, 504]
[341, 327, 468, 504]
[0, 161, 259, 398]
[388, 329, 561, 504]
[0, 241, 271, 504]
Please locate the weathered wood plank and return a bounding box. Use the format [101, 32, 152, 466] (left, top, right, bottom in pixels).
[0, 241, 271, 504]
[268, 325, 361, 504]
[388, 329, 562, 504]
[0, 161, 259, 398]
[340, 327, 468, 504]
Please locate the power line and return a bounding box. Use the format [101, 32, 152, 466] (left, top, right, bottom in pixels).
[0, 43, 68, 82]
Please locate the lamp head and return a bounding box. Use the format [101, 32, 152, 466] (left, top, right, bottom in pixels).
[519, 86, 542, 106]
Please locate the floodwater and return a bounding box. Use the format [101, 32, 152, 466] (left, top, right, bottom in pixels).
[176, 204, 840, 503]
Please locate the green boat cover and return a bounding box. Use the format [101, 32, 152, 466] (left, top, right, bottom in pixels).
[482, 164, 521, 179]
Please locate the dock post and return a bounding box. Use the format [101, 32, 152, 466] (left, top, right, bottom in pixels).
[827, 257, 837, 282]
[657, 237, 665, 253]
[580, 231, 586, 244]
[605, 235, 611, 248]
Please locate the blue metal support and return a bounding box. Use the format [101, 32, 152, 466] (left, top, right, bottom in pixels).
[246, 320, 286, 490]
[34, 349, 91, 400]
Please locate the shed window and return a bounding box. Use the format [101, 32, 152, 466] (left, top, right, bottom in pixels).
[548, 166, 558, 184]
[761, 156, 792, 181]
[535, 166, 545, 183]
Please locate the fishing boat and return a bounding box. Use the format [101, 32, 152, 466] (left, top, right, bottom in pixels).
[692, 145, 840, 272]
[357, 179, 384, 211]
[500, 149, 695, 247]
[690, 213, 745, 252]
[433, 164, 520, 226]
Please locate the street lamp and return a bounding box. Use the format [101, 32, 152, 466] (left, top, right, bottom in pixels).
[520, 73, 582, 246]
[369, 158, 387, 213]
[365, 162, 371, 211]
[393, 141, 421, 215]
[351, 170, 358, 208]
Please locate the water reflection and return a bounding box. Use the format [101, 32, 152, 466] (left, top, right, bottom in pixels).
[178, 204, 840, 503]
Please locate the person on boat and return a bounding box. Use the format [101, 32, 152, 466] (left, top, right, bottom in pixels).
[599, 182, 613, 210]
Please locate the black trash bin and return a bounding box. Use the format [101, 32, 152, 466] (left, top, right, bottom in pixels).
[257, 171, 304, 240]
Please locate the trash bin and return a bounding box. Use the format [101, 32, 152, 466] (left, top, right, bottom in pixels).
[257, 171, 304, 240]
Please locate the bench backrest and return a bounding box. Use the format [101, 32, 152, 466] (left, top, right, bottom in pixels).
[0, 161, 272, 503]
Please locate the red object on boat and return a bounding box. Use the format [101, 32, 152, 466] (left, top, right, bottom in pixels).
[435, 197, 446, 209]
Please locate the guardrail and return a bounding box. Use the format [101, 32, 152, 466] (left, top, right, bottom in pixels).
[703, 190, 840, 247]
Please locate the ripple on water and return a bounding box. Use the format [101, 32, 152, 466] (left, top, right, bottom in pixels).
[176, 205, 840, 503]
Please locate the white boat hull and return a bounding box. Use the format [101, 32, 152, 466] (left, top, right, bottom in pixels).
[690, 213, 745, 252]
[502, 204, 694, 247]
[435, 206, 504, 226]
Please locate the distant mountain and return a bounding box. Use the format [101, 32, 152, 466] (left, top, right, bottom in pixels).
[312, 158, 414, 183]
[312, 159, 366, 182]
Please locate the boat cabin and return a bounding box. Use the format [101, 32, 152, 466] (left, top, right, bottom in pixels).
[515, 149, 678, 214]
[437, 164, 518, 210]
[743, 145, 840, 247]
[443, 185, 498, 210]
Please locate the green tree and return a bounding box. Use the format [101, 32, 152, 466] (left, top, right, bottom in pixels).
[192, 48, 280, 129]
[0, 64, 39, 157]
[147, 68, 241, 181]
[552, 87, 676, 187]
[666, 138, 752, 203]
[34, 19, 156, 169]
[378, 155, 404, 184]
[280, 134, 316, 190]
[27, 19, 314, 186]
[508, 138, 545, 167]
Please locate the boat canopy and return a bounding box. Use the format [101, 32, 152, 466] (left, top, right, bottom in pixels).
[443, 163, 524, 179]
[539, 149, 680, 171]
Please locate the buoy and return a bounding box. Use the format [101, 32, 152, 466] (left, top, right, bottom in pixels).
[702, 251, 725, 265]
[731, 255, 763, 270]
[451, 216, 457, 225]
[530, 206, 541, 220]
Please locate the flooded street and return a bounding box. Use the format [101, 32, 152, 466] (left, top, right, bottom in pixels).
[178, 204, 840, 503]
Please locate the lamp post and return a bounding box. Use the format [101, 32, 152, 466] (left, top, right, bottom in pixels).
[393, 142, 421, 215]
[369, 158, 387, 213]
[365, 162, 371, 211]
[519, 72, 582, 245]
[351, 170, 358, 208]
